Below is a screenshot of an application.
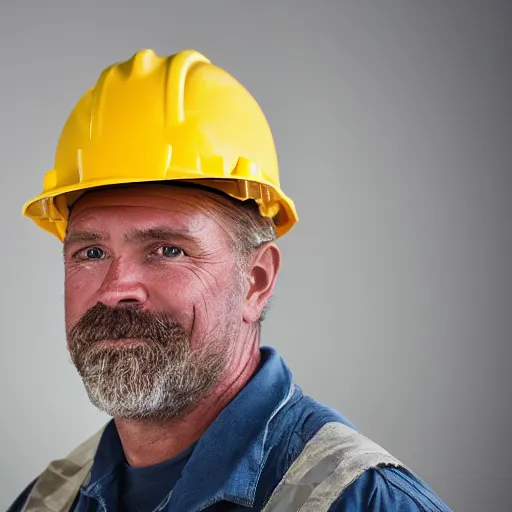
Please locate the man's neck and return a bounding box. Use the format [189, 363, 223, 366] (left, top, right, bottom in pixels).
[114, 335, 261, 467]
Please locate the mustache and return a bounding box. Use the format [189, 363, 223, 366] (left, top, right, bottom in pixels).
[68, 302, 187, 347]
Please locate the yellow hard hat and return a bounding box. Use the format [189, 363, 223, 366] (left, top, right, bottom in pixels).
[22, 48, 298, 240]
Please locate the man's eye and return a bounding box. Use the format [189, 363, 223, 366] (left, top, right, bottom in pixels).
[81, 247, 105, 259]
[158, 246, 184, 259]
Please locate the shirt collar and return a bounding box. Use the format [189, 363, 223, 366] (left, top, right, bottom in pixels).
[85, 346, 296, 510]
[172, 346, 296, 510]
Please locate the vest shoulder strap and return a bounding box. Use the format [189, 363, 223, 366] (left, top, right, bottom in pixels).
[21, 426, 105, 512]
[21, 421, 406, 512]
[262, 421, 407, 512]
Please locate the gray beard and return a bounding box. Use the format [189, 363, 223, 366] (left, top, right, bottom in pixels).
[75, 341, 228, 420]
[66, 302, 232, 421]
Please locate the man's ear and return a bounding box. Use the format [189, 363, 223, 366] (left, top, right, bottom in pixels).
[242, 243, 281, 324]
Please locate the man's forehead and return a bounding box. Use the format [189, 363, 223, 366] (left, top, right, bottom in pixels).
[69, 184, 211, 215]
[65, 184, 231, 243]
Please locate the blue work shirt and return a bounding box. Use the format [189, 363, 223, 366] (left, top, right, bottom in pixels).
[9, 347, 451, 511]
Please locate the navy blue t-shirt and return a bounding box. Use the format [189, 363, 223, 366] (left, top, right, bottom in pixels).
[119, 442, 196, 511]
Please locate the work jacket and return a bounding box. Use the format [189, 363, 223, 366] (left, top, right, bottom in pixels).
[8, 347, 452, 511]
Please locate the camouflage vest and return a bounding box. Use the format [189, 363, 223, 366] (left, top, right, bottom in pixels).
[20, 422, 405, 511]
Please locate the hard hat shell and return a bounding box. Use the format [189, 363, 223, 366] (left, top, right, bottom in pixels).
[22, 48, 298, 240]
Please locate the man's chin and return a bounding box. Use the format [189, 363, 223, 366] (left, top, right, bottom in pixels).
[83, 385, 198, 421]
[71, 340, 231, 421]
[92, 338, 150, 349]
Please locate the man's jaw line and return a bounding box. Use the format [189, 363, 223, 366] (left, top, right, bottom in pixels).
[112, 327, 261, 467]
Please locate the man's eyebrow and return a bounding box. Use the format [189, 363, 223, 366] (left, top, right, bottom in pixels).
[63, 227, 205, 250]
[124, 227, 200, 245]
[63, 230, 109, 248]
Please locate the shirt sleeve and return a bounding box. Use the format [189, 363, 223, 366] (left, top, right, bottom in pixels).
[328, 467, 453, 511]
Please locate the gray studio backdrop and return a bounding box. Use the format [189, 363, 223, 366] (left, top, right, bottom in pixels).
[1, 2, 510, 511]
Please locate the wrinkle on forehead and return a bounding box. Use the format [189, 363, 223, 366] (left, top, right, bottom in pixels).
[67, 185, 237, 246]
[70, 185, 216, 214]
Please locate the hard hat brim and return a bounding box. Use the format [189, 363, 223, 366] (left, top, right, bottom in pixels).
[22, 174, 298, 241]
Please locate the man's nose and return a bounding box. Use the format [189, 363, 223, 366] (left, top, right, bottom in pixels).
[98, 257, 149, 307]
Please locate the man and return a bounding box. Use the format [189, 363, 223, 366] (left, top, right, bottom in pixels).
[9, 48, 451, 511]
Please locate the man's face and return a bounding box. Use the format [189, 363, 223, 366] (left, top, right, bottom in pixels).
[63, 185, 246, 420]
